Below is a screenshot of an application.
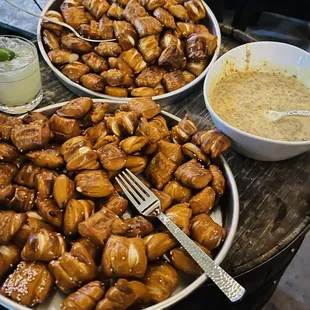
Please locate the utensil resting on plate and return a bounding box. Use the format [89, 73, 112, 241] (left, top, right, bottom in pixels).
[116, 168, 246, 302]
[265, 110, 310, 121]
[4, 0, 116, 43]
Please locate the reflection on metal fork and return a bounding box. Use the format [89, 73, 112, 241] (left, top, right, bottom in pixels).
[4, 0, 116, 43]
[116, 169, 246, 303]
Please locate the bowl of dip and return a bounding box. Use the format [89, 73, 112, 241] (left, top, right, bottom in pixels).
[203, 41, 310, 161]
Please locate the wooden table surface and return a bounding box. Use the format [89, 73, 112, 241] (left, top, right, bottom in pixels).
[32, 27, 310, 277]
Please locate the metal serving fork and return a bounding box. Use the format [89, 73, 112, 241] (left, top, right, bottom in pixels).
[116, 169, 246, 302]
[4, 0, 116, 43]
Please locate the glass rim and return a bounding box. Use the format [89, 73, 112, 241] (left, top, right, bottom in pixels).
[0, 35, 38, 73]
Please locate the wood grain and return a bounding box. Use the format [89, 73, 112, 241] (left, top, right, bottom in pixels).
[37, 33, 310, 276]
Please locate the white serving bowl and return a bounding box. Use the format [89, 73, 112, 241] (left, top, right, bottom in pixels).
[203, 41, 310, 161]
[37, 0, 221, 104]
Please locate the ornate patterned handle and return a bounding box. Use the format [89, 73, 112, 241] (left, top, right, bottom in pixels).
[158, 213, 246, 302]
[285, 110, 310, 117]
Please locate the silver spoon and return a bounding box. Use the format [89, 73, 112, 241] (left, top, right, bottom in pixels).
[4, 0, 116, 43]
[265, 110, 310, 121]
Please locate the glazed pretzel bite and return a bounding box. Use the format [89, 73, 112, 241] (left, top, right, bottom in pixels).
[61, 36, 92, 54]
[113, 21, 138, 51]
[82, 52, 108, 73]
[42, 10, 64, 36]
[138, 35, 162, 63]
[48, 49, 79, 65]
[0, 97, 231, 308]
[62, 61, 91, 83]
[42, 30, 60, 51]
[82, 0, 110, 20]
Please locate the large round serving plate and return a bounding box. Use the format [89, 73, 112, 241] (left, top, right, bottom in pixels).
[37, 0, 221, 104]
[0, 99, 239, 310]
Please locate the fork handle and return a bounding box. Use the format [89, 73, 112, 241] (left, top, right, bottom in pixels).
[158, 212, 245, 302]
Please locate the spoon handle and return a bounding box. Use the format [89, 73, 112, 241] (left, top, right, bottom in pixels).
[285, 110, 310, 117]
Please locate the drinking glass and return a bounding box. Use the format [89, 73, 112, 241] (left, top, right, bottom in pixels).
[0, 35, 43, 114]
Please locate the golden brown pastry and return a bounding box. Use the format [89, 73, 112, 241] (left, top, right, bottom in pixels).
[98, 14, 115, 40]
[138, 35, 162, 63]
[105, 86, 128, 97]
[81, 73, 105, 92]
[182, 70, 196, 83]
[163, 180, 192, 203]
[1, 261, 54, 307]
[53, 174, 76, 208]
[153, 7, 176, 28]
[23, 111, 48, 124]
[184, 0, 206, 22]
[14, 162, 41, 188]
[186, 59, 208, 76]
[103, 193, 128, 216]
[131, 87, 156, 97]
[157, 140, 183, 165]
[35, 169, 58, 198]
[168, 5, 189, 21]
[182, 142, 210, 164]
[120, 48, 147, 74]
[174, 21, 195, 38]
[96, 279, 136, 310]
[75, 170, 114, 198]
[21, 228, 66, 262]
[116, 58, 135, 77]
[11, 120, 52, 153]
[42, 29, 60, 51]
[48, 49, 79, 65]
[113, 21, 138, 51]
[194, 24, 218, 56]
[105, 111, 138, 137]
[49, 114, 81, 141]
[165, 203, 192, 235]
[122, 0, 148, 24]
[135, 66, 167, 88]
[160, 32, 183, 50]
[12, 211, 54, 248]
[145, 152, 177, 190]
[42, 10, 64, 36]
[125, 155, 148, 174]
[192, 129, 231, 158]
[144, 232, 177, 261]
[169, 244, 210, 275]
[189, 186, 216, 215]
[64, 199, 95, 236]
[36, 197, 64, 230]
[129, 280, 151, 306]
[61, 6, 88, 29]
[186, 33, 207, 61]
[171, 115, 198, 144]
[107, 3, 123, 19]
[82, 101, 110, 126]
[26, 148, 64, 169]
[155, 84, 165, 95]
[124, 216, 154, 237]
[101, 69, 133, 87]
[78, 207, 120, 246]
[95, 42, 122, 57]
[120, 136, 149, 154]
[82, 52, 108, 73]
[174, 159, 212, 189]
[101, 235, 147, 278]
[0, 244, 21, 280]
[134, 16, 163, 37]
[83, 0, 110, 20]
[121, 97, 161, 119]
[190, 213, 226, 251]
[0, 185, 35, 212]
[49, 242, 97, 294]
[62, 61, 91, 83]
[209, 164, 225, 197]
[61, 281, 105, 310]
[72, 238, 98, 260]
[79, 20, 110, 39]
[158, 42, 186, 70]
[83, 121, 107, 144]
[97, 143, 127, 170]
[61, 36, 92, 54]
[0, 211, 27, 244]
[162, 70, 187, 92]
[0, 114, 22, 142]
[151, 189, 173, 212]
[0, 163, 18, 187]
[140, 0, 165, 10]
[94, 134, 120, 150]
[142, 260, 179, 303]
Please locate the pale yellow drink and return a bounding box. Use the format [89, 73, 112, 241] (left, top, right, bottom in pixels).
[0, 36, 43, 114]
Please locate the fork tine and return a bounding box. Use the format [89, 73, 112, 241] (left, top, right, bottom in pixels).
[116, 174, 144, 204]
[124, 169, 152, 196]
[121, 171, 148, 200]
[115, 176, 141, 208]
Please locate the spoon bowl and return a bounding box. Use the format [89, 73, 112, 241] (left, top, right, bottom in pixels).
[265, 110, 310, 121]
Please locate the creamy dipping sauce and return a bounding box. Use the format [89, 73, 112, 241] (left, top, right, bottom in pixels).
[210, 71, 310, 141]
